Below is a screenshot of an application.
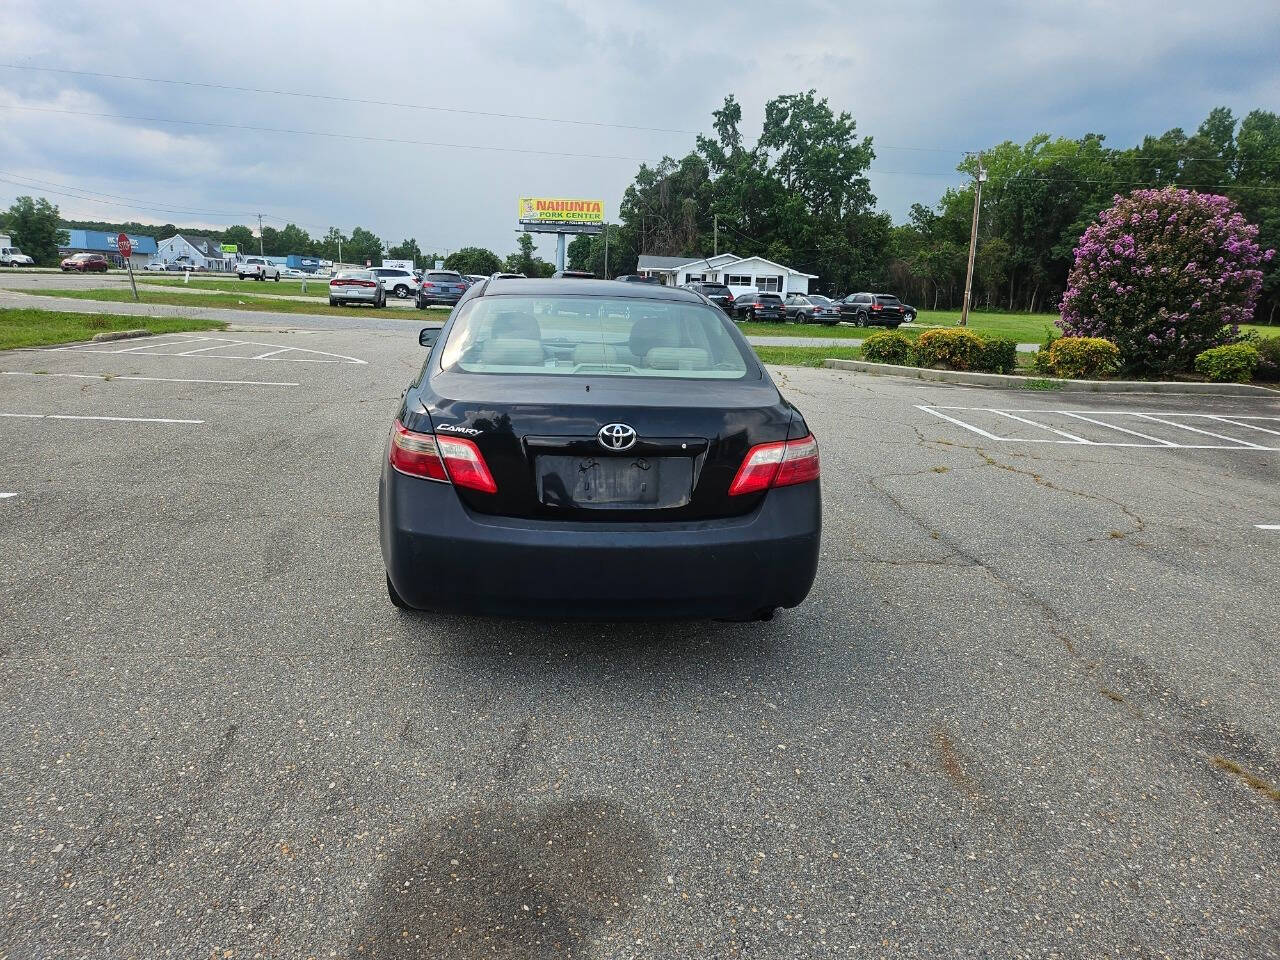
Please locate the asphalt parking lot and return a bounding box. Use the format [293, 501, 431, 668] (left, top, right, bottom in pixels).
[1, 321, 1278, 958]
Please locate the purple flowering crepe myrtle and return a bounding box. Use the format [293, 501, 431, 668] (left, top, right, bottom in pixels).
[1059, 187, 1275, 373]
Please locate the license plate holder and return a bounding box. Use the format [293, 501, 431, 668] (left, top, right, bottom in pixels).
[537, 455, 693, 509]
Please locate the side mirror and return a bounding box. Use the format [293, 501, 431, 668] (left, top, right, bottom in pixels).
[419, 327, 439, 348]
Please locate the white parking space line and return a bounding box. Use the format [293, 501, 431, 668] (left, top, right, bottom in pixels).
[1132, 414, 1266, 449]
[989, 409, 1093, 443]
[1256, 524, 1280, 530]
[46, 334, 367, 365]
[0, 492, 17, 499]
[1205, 416, 1280, 437]
[1, 413, 203, 424]
[916, 405, 1280, 451]
[2, 371, 299, 387]
[1059, 411, 1178, 446]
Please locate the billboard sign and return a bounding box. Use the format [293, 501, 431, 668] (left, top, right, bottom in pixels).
[519, 197, 604, 225]
[221, 243, 238, 253]
[382, 259, 415, 271]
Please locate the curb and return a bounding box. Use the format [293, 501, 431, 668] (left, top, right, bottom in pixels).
[821, 359, 1280, 396]
[92, 329, 152, 343]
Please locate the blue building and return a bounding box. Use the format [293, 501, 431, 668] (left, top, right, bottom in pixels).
[60, 230, 158, 268]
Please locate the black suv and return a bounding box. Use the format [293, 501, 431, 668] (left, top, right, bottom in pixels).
[732, 291, 785, 321]
[838, 293, 906, 328]
[682, 281, 734, 313]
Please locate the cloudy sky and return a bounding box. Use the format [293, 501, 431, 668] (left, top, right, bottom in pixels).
[2, 0, 1278, 260]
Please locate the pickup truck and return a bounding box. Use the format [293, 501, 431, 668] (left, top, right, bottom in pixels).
[237, 256, 281, 281]
[0, 245, 35, 267]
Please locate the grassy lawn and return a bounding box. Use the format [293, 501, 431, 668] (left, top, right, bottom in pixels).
[138, 276, 328, 296]
[34, 287, 452, 318]
[0, 307, 226, 350]
[753, 344, 863, 367]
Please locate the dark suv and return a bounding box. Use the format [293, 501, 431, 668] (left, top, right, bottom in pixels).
[416, 270, 469, 308]
[731, 291, 784, 321]
[838, 293, 906, 328]
[682, 281, 734, 313]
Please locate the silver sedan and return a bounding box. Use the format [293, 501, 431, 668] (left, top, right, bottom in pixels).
[328, 270, 386, 308]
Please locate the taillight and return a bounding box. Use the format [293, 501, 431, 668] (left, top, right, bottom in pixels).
[389, 421, 497, 494]
[871, 303, 881, 311]
[728, 434, 820, 496]
[422, 282, 436, 289]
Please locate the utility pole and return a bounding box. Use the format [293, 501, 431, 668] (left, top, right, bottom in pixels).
[337, 235, 342, 265]
[959, 155, 987, 327]
[603, 222, 609, 279]
[257, 213, 264, 256]
[714, 213, 719, 257]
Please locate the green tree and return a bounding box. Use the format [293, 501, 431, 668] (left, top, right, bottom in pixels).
[445, 246, 503, 276]
[6, 196, 68, 265]
[505, 233, 554, 277]
[220, 225, 255, 254]
[259, 225, 281, 255]
[345, 226, 384, 266]
[386, 237, 424, 267]
[317, 227, 348, 262]
[275, 223, 312, 256]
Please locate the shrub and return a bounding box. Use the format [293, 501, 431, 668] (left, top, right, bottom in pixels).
[979, 336, 1018, 374]
[913, 328, 987, 371]
[861, 331, 914, 365]
[1059, 186, 1275, 374]
[1254, 336, 1280, 381]
[1047, 337, 1120, 379]
[1194, 343, 1260, 383]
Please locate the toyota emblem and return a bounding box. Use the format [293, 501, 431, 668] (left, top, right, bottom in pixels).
[597, 423, 638, 451]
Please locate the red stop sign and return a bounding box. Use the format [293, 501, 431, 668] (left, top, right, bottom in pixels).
[116, 233, 132, 258]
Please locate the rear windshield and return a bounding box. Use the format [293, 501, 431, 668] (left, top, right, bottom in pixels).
[875, 295, 901, 305]
[755, 293, 783, 302]
[440, 295, 754, 380]
[427, 272, 461, 281]
[699, 284, 732, 296]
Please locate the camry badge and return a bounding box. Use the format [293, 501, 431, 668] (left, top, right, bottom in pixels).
[598, 423, 638, 451]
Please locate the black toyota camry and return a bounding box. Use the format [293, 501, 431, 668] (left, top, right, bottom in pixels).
[378, 278, 821, 620]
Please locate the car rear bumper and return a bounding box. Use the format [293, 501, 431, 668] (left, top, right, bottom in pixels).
[332, 288, 379, 301]
[418, 294, 462, 306]
[380, 464, 822, 618]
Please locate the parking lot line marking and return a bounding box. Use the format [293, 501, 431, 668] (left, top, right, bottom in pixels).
[1132, 414, 1266, 448]
[916, 405, 1032, 442]
[1206, 416, 1280, 437]
[1059, 411, 1178, 446]
[45, 334, 368, 365]
[0, 492, 16, 499]
[0, 413, 203, 424]
[988, 409, 1093, 443]
[1, 371, 299, 387]
[1256, 524, 1280, 530]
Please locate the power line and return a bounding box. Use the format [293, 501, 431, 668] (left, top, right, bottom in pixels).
[0, 103, 652, 162]
[0, 174, 262, 220]
[0, 169, 257, 218]
[0, 62, 696, 136]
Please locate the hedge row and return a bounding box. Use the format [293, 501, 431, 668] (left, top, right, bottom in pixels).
[861, 329, 1018, 374]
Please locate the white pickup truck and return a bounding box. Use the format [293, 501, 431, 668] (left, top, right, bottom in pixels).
[237, 256, 281, 281]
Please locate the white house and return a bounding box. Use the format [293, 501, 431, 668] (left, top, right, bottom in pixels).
[156, 234, 231, 272]
[636, 253, 817, 298]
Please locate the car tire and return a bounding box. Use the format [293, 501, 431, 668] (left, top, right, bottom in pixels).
[273, 275, 280, 282]
[856, 312, 869, 327]
[386, 572, 412, 610]
[393, 285, 409, 299]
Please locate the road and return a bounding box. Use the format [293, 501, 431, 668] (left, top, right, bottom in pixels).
[0, 318, 1278, 957]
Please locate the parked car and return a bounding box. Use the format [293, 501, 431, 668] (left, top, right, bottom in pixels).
[614, 274, 660, 284]
[0, 245, 35, 267]
[329, 270, 386, 308]
[682, 281, 734, 313]
[838, 292, 906, 328]
[464, 275, 489, 286]
[491, 272, 526, 280]
[371, 267, 420, 299]
[143, 260, 170, 272]
[380, 277, 821, 619]
[552, 270, 596, 279]
[784, 293, 841, 325]
[731, 291, 785, 322]
[416, 270, 469, 308]
[60, 253, 109, 272]
[237, 256, 281, 281]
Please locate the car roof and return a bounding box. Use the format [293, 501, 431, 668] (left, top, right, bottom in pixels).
[479, 278, 704, 302]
